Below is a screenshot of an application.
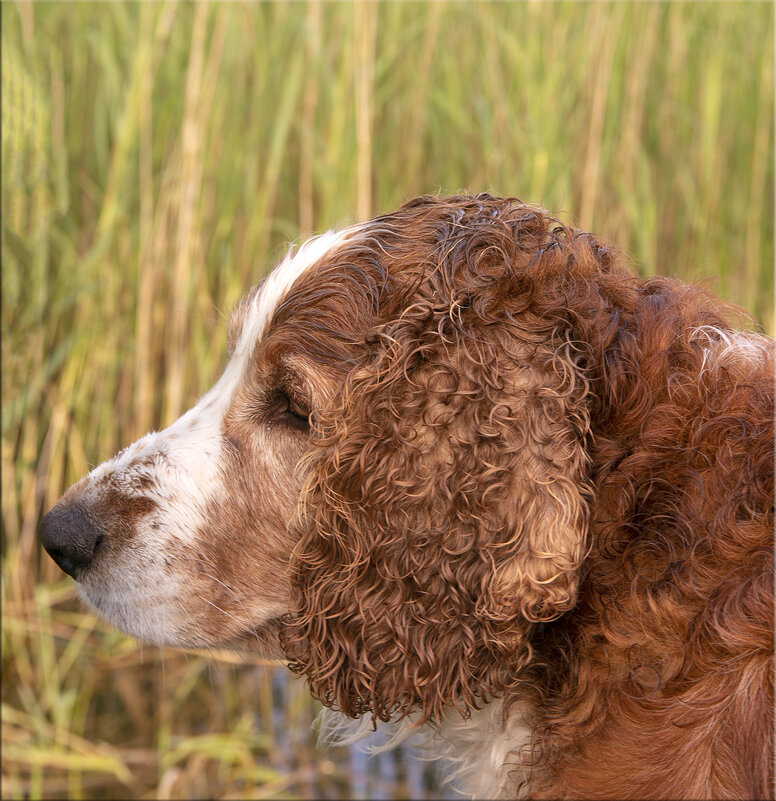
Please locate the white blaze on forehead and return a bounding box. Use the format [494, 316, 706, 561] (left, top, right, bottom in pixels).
[234, 227, 353, 359]
[208, 226, 355, 419]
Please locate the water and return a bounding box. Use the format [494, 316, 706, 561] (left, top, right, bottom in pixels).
[267, 666, 460, 799]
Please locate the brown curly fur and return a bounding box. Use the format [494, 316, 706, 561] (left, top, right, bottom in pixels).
[278, 195, 774, 799]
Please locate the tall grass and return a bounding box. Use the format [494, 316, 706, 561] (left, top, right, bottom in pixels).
[2, 2, 773, 798]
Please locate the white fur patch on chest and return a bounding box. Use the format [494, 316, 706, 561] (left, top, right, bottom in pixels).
[316, 699, 533, 799]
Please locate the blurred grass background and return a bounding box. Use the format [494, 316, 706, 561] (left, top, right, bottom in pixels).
[2, 1, 773, 798]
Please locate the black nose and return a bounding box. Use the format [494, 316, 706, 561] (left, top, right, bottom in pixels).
[38, 504, 104, 579]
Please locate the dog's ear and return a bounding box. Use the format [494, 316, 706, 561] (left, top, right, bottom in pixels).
[282, 226, 591, 724]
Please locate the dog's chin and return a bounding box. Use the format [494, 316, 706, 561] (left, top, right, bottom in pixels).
[219, 618, 285, 658]
[77, 582, 286, 657]
[139, 619, 287, 659]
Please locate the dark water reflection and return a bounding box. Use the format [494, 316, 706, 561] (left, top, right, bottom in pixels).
[268, 666, 459, 799]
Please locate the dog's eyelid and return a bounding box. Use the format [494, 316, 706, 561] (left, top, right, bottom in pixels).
[277, 359, 314, 400]
[285, 390, 310, 419]
[276, 368, 314, 426]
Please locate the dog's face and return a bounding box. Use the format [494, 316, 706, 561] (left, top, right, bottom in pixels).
[40, 196, 593, 721]
[39, 229, 358, 650]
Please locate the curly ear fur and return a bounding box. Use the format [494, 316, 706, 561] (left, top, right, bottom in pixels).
[282, 198, 595, 723]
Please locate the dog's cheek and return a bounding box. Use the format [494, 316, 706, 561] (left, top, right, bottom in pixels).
[158, 432, 304, 642]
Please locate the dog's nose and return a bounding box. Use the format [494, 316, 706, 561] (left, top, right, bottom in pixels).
[38, 504, 103, 579]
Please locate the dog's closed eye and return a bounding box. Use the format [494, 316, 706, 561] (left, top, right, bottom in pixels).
[271, 387, 311, 430]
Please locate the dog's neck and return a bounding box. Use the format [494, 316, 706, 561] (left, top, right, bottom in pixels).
[316, 698, 533, 799]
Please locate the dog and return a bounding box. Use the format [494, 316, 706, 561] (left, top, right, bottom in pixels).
[40, 195, 774, 799]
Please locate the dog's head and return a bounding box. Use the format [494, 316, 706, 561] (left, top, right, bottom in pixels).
[40, 195, 602, 722]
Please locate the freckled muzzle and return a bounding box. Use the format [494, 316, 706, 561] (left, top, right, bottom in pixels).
[38, 502, 106, 580]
